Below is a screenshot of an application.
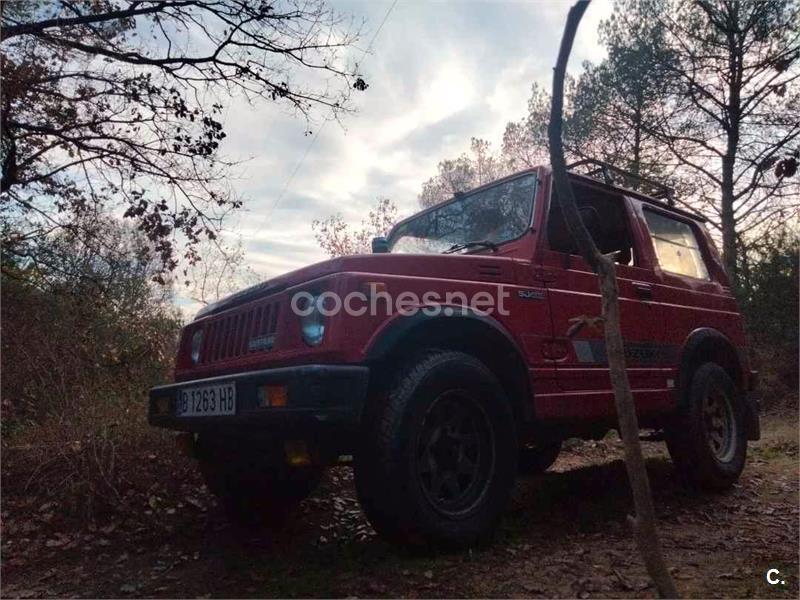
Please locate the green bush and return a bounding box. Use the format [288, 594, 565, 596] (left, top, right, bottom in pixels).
[737, 227, 799, 409]
[1, 224, 186, 516]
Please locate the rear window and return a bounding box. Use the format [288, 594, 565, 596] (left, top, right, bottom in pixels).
[644, 210, 709, 280]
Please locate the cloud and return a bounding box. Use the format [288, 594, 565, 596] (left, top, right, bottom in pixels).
[185, 0, 613, 296]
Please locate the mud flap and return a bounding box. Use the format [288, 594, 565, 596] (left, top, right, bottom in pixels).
[743, 393, 761, 441]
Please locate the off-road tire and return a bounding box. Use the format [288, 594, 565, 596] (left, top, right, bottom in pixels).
[354, 351, 517, 547]
[518, 441, 561, 476]
[197, 437, 322, 527]
[665, 362, 747, 491]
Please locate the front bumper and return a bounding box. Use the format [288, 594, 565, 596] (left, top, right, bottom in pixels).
[148, 364, 370, 433]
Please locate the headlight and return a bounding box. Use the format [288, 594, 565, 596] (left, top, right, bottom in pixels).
[300, 294, 325, 346]
[190, 329, 204, 364]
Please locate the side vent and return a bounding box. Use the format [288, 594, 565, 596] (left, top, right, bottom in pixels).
[477, 263, 503, 281]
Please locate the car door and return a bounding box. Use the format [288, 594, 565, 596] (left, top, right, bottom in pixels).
[535, 183, 673, 420]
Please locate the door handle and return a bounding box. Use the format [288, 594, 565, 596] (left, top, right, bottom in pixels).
[531, 267, 558, 282]
[633, 282, 653, 300]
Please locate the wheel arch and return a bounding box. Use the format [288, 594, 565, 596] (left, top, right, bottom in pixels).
[364, 309, 534, 426]
[677, 328, 744, 408]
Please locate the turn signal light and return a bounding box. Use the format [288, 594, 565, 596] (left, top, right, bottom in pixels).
[256, 384, 288, 408]
[284, 440, 311, 467]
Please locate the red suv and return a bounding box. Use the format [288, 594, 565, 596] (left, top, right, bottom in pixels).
[149, 162, 760, 546]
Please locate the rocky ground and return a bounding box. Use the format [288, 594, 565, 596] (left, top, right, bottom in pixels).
[2, 414, 797, 598]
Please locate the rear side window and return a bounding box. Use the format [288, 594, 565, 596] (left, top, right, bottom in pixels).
[644, 210, 709, 280]
[548, 185, 638, 266]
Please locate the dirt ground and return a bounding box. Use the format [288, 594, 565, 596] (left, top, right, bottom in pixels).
[2, 414, 797, 599]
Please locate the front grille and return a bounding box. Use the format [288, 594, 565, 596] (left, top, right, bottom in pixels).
[199, 300, 279, 364]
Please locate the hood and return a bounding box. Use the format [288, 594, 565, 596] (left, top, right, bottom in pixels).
[195, 252, 518, 319]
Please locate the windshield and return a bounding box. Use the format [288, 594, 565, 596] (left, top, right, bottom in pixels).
[388, 174, 537, 254]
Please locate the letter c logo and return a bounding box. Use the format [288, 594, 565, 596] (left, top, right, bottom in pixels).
[766, 569, 781, 585]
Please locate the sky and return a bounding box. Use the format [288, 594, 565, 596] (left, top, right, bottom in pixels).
[205, 0, 613, 299]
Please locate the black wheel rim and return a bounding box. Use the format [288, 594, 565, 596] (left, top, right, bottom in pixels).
[415, 390, 494, 517]
[703, 385, 736, 463]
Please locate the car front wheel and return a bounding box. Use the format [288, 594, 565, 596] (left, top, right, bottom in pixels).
[354, 351, 518, 546]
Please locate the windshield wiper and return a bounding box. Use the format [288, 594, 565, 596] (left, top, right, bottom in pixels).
[443, 240, 499, 254]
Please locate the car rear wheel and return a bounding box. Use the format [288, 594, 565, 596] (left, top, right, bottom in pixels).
[354, 351, 517, 546]
[665, 362, 746, 490]
[197, 436, 322, 527]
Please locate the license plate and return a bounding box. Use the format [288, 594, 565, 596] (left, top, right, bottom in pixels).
[176, 382, 236, 417]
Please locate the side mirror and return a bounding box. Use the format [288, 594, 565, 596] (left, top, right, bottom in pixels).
[371, 237, 389, 254]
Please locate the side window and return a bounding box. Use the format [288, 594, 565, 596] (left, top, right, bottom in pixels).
[547, 186, 637, 266]
[643, 210, 709, 280]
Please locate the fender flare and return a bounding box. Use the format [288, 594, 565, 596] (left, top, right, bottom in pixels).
[365, 305, 523, 361]
[677, 327, 743, 404]
[364, 306, 534, 422]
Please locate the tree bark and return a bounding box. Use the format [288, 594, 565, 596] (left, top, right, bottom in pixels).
[547, 2, 679, 598]
[720, 1, 743, 286]
[631, 90, 643, 183]
[720, 175, 737, 283]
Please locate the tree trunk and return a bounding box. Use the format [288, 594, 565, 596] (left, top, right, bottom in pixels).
[721, 1, 743, 287]
[721, 170, 737, 284]
[547, 2, 679, 598]
[631, 94, 643, 183]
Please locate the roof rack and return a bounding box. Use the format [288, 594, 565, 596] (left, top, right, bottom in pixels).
[567, 159, 675, 206]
